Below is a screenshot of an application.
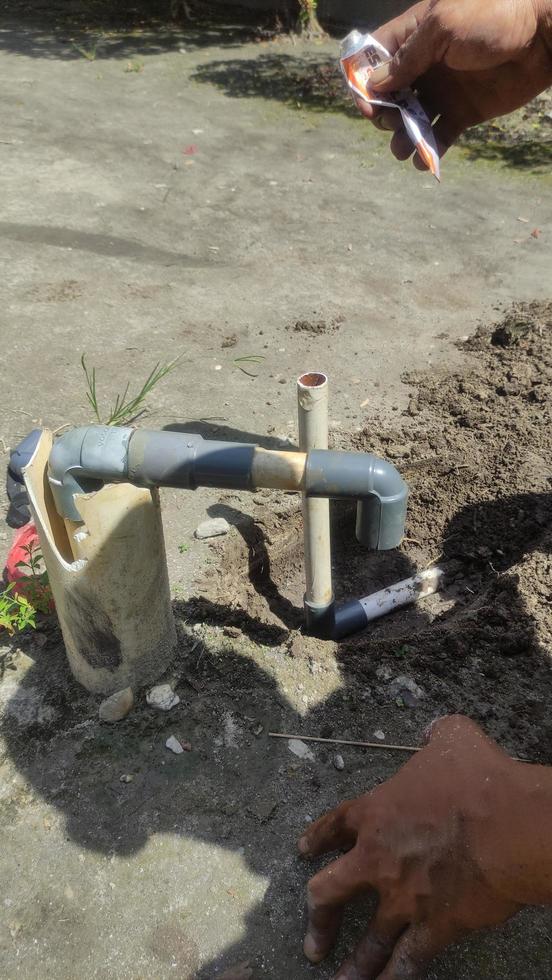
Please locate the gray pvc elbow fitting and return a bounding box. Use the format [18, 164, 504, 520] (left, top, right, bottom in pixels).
[305, 450, 408, 549]
[48, 425, 133, 521]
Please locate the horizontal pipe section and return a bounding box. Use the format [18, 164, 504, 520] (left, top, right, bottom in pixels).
[48, 426, 408, 555]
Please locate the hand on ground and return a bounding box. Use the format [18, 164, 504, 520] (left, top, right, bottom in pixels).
[299, 714, 548, 979]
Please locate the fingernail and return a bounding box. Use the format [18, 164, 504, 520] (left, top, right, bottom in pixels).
[298, 836, 310, 855]
[370, 61, 392, 87]
[303, 932, 326, 964]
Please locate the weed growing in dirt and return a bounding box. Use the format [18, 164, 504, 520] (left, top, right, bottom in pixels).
[0, 584, 37, 635]
[124, 60, 144, 73]
[71, 40, 98, 61]
[178, 543, 190, 554]
[0, 542, 51, 635]
[233, 354, 265, 378]
[394, 645, 410, 658]
[81, 353, 181, 426]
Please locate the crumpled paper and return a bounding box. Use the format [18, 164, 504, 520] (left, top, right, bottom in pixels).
[340, 30, 440, 181]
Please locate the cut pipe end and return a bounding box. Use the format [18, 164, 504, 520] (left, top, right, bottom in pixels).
[297, 372, 328, 390]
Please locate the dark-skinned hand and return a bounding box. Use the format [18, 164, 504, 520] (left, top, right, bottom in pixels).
[357, 0, 552, 169]
[299, 714, 552, 979]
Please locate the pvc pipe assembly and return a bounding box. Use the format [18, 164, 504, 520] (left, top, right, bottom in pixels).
[47, 377, 440, 640]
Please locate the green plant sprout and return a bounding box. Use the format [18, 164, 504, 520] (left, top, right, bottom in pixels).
[0, 584, 37, 635]
[233, 354, 265, 378]
[81, 353, 181, 426]
[71, 40, 98, 61]
[0, 540, 52, 635]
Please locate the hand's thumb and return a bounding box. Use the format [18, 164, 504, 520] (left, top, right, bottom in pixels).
[371, 17, 443, 91]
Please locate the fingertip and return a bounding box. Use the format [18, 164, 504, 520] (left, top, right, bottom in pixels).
[303, 931, 328, 964]
[298, 835, 312, 856]
[355, 98, 376, 120]
[370, 60, 392, 90]
[413, 151, 429, 171]
[332, 963, 358, 980]
[390, 127, 414, 161]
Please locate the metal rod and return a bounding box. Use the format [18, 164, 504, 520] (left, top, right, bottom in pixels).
[268, 732, 421, 753]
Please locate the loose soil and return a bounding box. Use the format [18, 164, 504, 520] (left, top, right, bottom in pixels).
[288, 312, 345, 334]
[198, 300, 552, 762]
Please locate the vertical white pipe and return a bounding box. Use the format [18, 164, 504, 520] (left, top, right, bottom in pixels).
[297, 373, 334, 629]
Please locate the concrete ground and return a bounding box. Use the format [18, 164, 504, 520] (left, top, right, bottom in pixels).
[1, 7, 552, 980]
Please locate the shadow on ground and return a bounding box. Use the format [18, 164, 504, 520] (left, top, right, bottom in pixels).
[193, 52, 352, 113]
[460, 137, 552, 173]
[2, 486, 552, 976]
[0, 0, 278, 62]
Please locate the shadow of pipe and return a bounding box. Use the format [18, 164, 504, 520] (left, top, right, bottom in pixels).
[163, 420, 298, 452]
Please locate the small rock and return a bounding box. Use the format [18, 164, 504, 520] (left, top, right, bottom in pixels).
[223, 625, 241, 638]
[99, 687, 134, 723]
[253, 723, 264, 737]
[288, 738, 315, 761]
[385, 444, 410, 459]
[119, 774, 134, 783]
[389, 675, 425, 707]
[166, 735, 184, 754]
[333, 754, 345, 771]
[249, 798, 278, 823]
[376, 666, 393, 682]
[195, 517, 230, 539]
[146, 684, 180, 711]
[373, 730, 386, 741]
[180, 740, 192, 751]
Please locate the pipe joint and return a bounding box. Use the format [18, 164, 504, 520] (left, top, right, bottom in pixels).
[305, 449, 408, 550]
[128, 430, 255, 492]
[48, 426, 133, 521]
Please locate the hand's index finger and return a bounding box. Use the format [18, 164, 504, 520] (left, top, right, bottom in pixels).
[372, 0, 431, 57]
[304, 848, 372, 964]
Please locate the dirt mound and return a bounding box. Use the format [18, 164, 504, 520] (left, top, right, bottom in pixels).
[199, 302, 552, 760]
[288, 313, 345, 335]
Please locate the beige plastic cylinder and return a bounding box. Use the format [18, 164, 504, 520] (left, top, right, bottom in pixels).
[24, 430, 177, 695]
[297, 372, 333, 609]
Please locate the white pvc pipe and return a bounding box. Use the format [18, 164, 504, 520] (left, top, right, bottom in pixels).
[359, 567, 443, 622]
[297, 372, 333, 619]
